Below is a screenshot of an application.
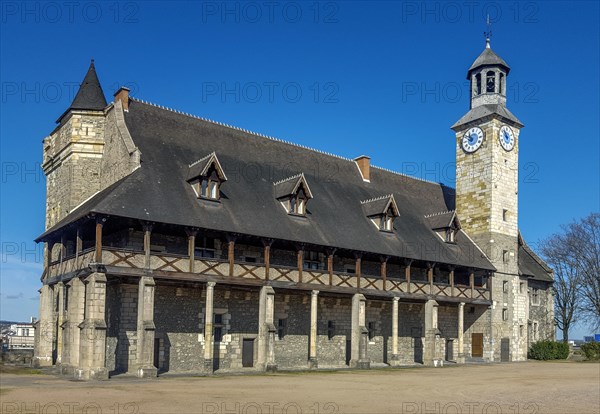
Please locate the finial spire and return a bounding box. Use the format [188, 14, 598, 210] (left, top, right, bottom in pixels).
[484, 14, 492, 48]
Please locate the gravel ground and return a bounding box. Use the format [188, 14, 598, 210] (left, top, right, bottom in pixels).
[1, 361, 598, 414]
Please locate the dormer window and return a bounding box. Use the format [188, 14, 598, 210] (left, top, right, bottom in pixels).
[274, 173, 313, 217]
[425, 210, 461, 244]
[361, 195, 399, 233]
[187, 152, 227, 201]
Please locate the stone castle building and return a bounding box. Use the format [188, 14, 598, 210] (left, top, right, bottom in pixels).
[33, 39, 554, 379]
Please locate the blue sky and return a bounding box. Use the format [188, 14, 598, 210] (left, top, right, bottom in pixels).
[1, 1, 598, 338]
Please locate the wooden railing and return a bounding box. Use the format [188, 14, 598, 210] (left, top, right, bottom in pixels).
[47, 247, 490, 301]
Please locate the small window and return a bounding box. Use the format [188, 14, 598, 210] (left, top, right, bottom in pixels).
[503, 209, 508, 222]
[533, 322, 539, 341]
[214, 314, 223, 325]
[531, 288, 540, 306]
[368, 322, 376, 340]
[503, 250, 510, 263]
[445, 229, 455, 243]
[327, 321, 335, 340]
[304, 251, 321, 270]
[502, 308, 508, 321]
[503, 280, 509, 293]
[519, 282, 525, 294]
[288, 188, 308, 215]
[199, 169, 221, 200]
[378, 207, 396, 232]
[519, 325, 524, 337]
[277, 319, 287, 340]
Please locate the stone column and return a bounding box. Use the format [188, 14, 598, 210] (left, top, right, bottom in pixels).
[350, 293, 369, 369]
[390, 297, 401, 366]
[136, 276, 157, 378]
[75, 272, 109, 380]
[62, 277, 85, 374]
[457, 302, 465, 363]
[308, 290, 319, 368]
[55, 282, 65, 365]
[203, 282, 216, 373]
[33, 284, 54, 367]
[423, 299, 440, 367]
[257, 286, 277, 372]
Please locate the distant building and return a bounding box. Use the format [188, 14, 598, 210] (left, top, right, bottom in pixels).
[7, 319, 35, 350]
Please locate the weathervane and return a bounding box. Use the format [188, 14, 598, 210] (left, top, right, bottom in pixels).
[484, 14, 492, 48]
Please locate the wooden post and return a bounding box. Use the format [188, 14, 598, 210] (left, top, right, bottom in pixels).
[142, 222, 153, 270]
[186, 228, 197, 273]
[94, 218, 104, 263]
[263, 239, 272, 281]
[469, 271, 475, 298]
[297, 248, 304, 283]
[327, 249, 335, 286]
[75, 228, 82, 266]
[449, 267, 455, 297]
[405, 260, 412, 294]
[228, 237, 235, 277]
[355, 254, 362, 290]
[380, 257, 388, 291]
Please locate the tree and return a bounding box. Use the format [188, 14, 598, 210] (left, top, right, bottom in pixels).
[540, 212, 600, 340]
[540, 234, 581, 342]
[567, 213, 600, 330]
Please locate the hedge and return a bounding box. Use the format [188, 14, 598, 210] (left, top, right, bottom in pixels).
[528, 341, 570, 360]
[580, 342, 600, 360]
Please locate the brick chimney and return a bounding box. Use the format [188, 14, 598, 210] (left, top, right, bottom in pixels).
[114, 86, 130, 111]
[354, 155, 371, 182]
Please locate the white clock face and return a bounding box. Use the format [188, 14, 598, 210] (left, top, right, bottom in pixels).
[462, 127, 484, 153]
[499, 125, 515, 151]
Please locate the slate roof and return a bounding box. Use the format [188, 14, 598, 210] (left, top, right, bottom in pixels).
[38, 98, 496, 271]
[57, 60, 107, 123]
[452, 104, 523, 130]
[425, 211, 457, 230]
[361, 195, 398, 217]
[518, 233, 553, 283]
[467, 45, 510, 78]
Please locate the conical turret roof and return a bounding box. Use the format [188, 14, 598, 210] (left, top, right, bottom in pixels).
[57, 59, 107, 122]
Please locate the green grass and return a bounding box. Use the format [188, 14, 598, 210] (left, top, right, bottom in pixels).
[0, 364, 43, 375]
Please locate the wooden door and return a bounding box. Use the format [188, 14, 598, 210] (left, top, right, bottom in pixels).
[242, 339, 254, 367]
[501, 338, 510, 362]
[472, 333, 483, 357]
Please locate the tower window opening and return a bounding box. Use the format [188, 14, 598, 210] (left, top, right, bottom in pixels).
[475, 73, 482, 95]
[486, 71, 495, 93]
[503, 209, 508, 221]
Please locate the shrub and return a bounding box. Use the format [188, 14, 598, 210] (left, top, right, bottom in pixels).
[580, 342, 600, 360]
[528, 341, 570, 360]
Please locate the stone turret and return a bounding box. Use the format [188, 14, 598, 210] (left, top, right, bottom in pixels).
[42, 60, 108, 229]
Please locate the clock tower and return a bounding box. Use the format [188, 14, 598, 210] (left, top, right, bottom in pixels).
[452, 37, 529, 361]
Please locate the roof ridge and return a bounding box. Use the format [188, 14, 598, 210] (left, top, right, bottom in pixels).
[129, 97, 446, 188]
[360, 194, 394, 205]
[424, 210, 455, 218]
[189, 151, 216, 167]
[273, 173, 304, 186]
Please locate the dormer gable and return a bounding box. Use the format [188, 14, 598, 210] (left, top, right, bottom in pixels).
[425, 210, 461, 243]
[361, 194, 399, 232]
[187, 152, 227, 200]
[274, 173, 313, 216]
